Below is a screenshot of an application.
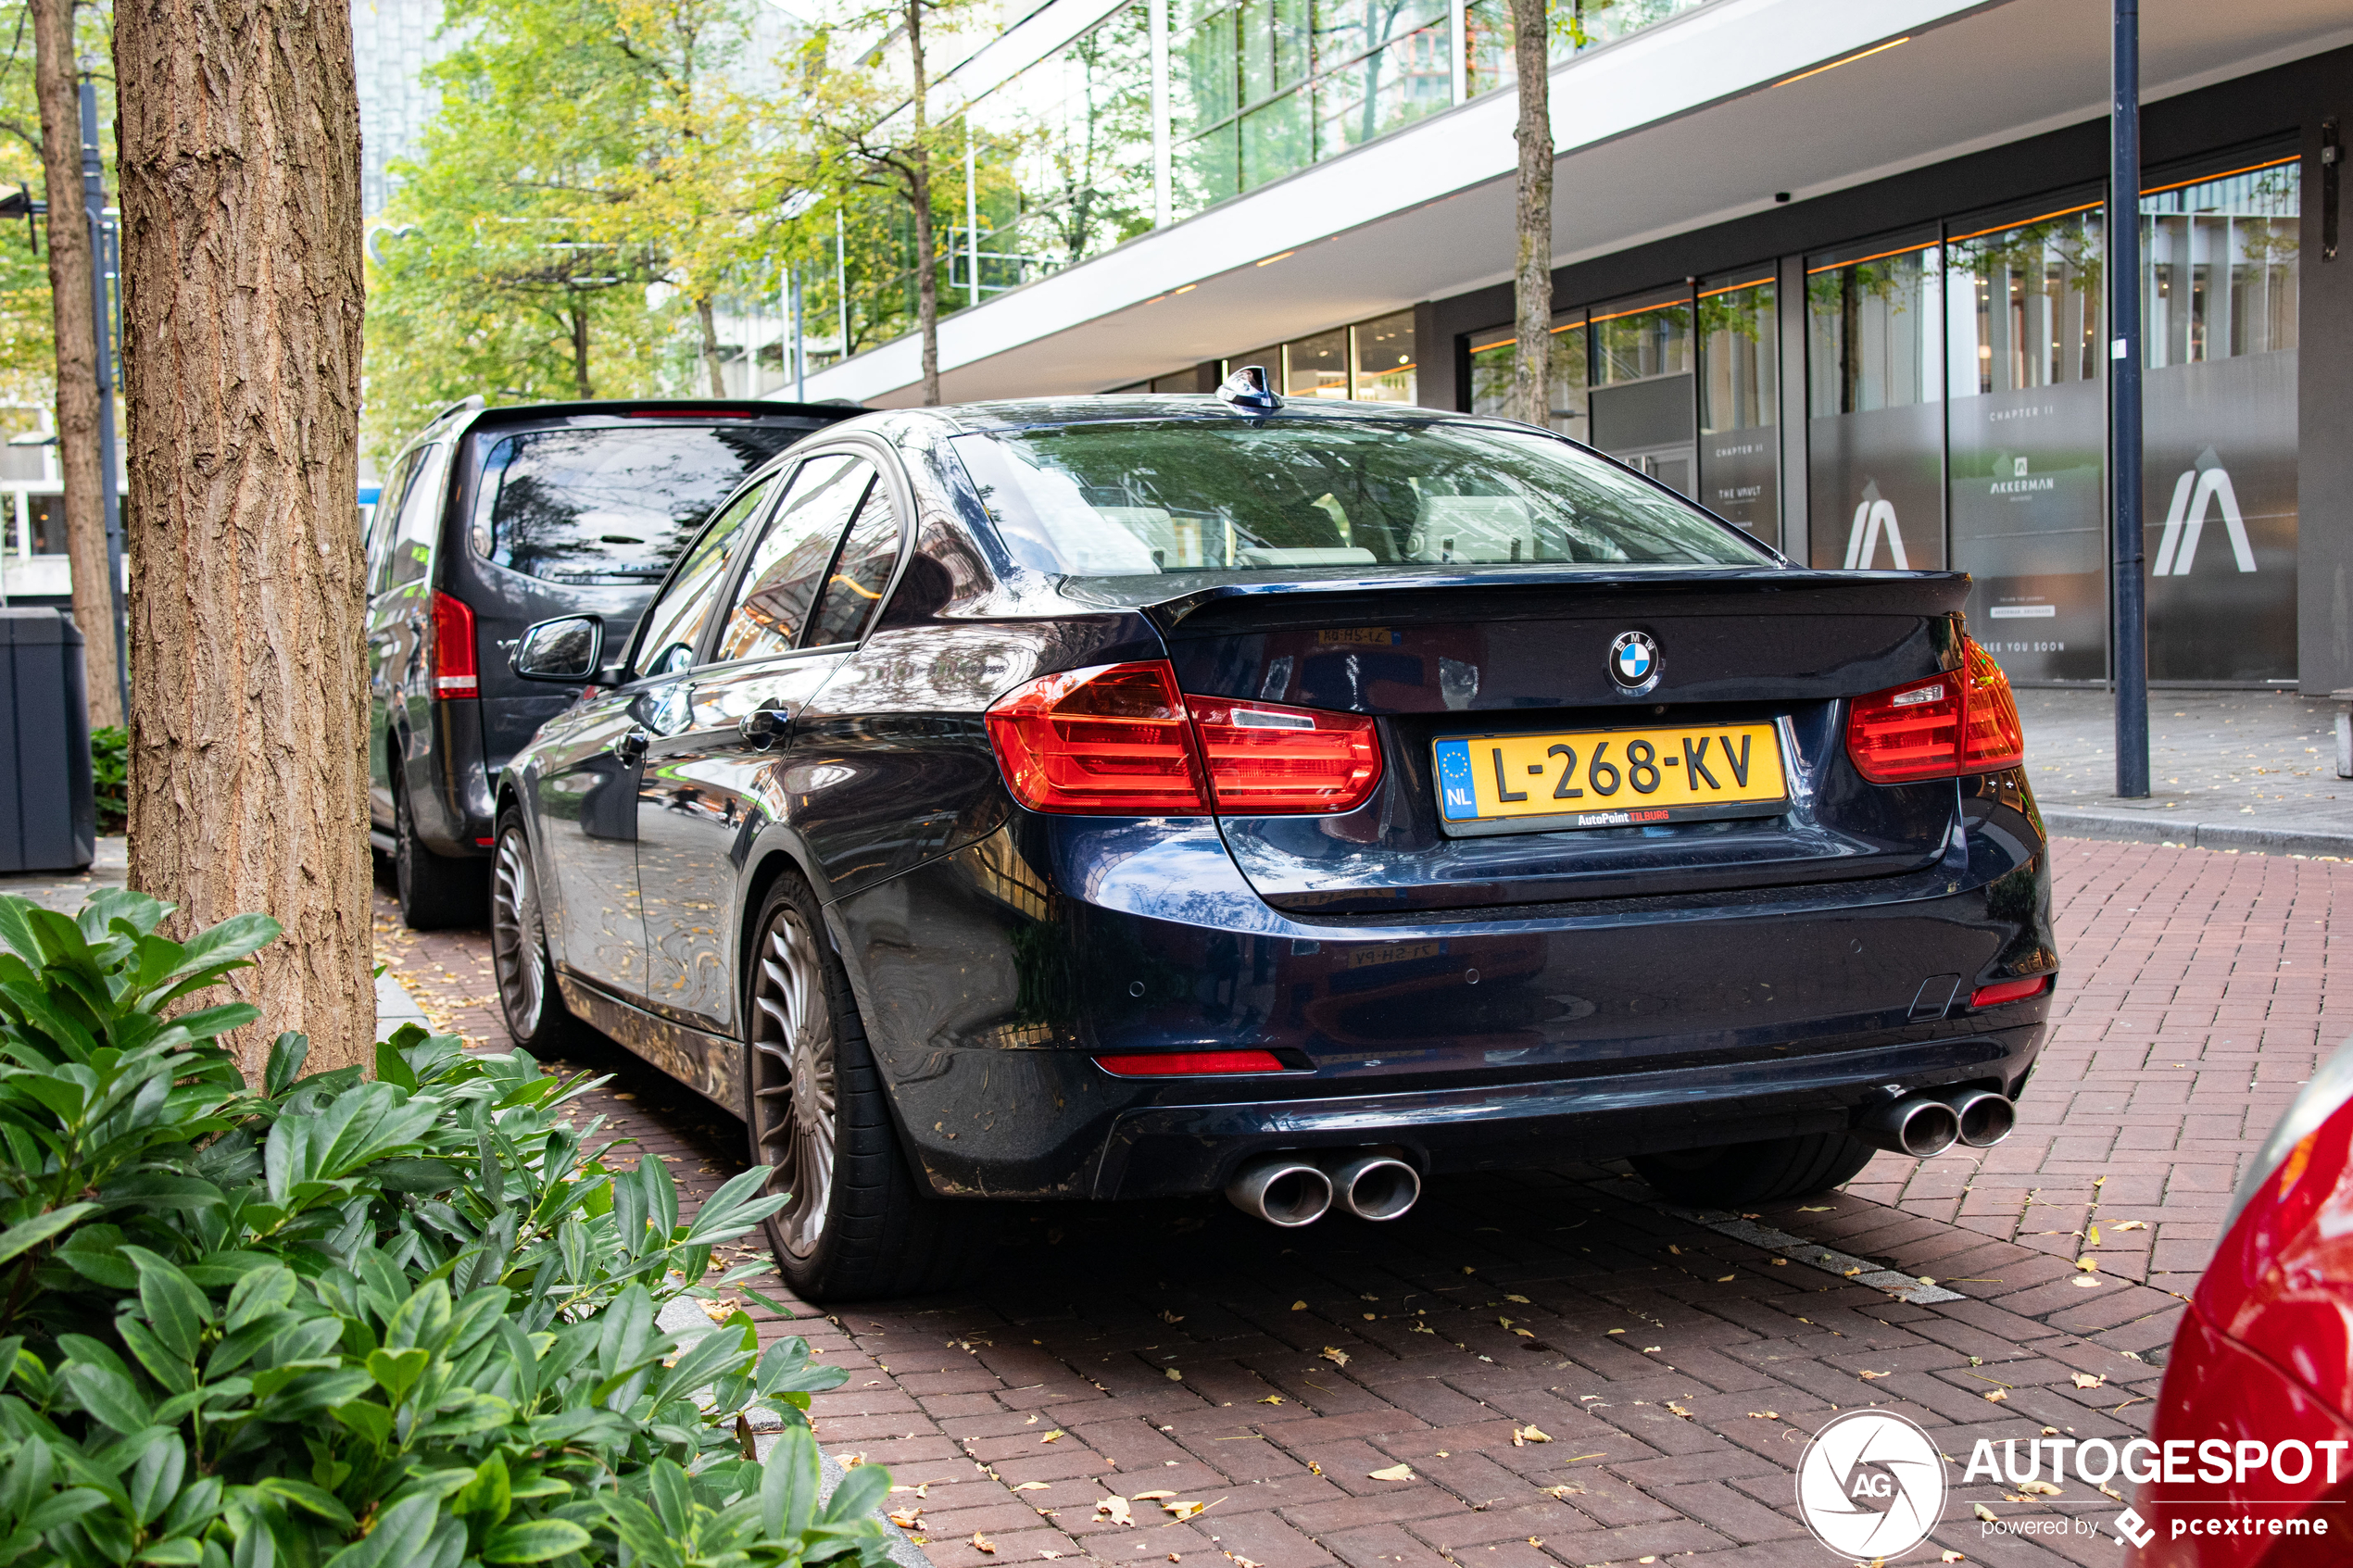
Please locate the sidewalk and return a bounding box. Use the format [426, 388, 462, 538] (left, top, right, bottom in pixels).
[2016, 686, 2353, 858]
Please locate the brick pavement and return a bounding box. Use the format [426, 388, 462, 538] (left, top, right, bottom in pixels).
[363, 834, 2353, 1567]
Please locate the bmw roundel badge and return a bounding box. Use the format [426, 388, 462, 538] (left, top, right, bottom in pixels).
[1608, 631, 1659, 692]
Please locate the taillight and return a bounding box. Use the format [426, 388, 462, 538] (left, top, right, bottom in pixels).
[1970, 974, 2052, 1009]
[985, 661, 1209, 814]
[984, 660, 1386, 818]
[1094, 1049, 1287, 1076]
[428, 592, 479, 697]
[1189, 698, 1381, 814]
[1845, 636, 2022, 784]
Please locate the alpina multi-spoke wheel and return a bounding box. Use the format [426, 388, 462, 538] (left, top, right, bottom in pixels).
[743, 874, 998, 1300]
[487, 809, 585, 1054]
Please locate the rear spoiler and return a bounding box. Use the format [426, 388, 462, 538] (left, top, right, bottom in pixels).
[1062, 569, 1975, 636]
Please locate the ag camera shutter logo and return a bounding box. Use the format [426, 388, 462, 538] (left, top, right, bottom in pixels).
[1795, 1410, 1947, 1559]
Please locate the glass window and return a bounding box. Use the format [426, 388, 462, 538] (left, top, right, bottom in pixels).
[1312, 11, 1449, 158]
[1945, 195, 2107, 682]
[715, 455, 875, 663]
[1589, 289, 1695, 496]
[1805, 231, 1943, 571]
[1240, 90, 1313, 191]
[368, 447, 421, 594]
[2139, 154, 2300, 682]
[950, 418, 1773, 576]
[1352, 312, 1416, 404]
[1467, 319, 1588, 442]
[1696, 270, 1778, 541]
[1283, 328, 1349, 399]
[386, 443, 451, 586]
[1464, 0, 1711, 99]
[1151, 371, 1202, 394]
[809, 484, 903, 647]
[472, 422, 802, 584]
[26, 495, 62, 556]
[632, 476, 775, 680]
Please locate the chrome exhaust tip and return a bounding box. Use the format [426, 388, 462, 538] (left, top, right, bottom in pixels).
[1935, 1086, 2017, 1148]
[1856, 1096, 1962, 1159]
[1327, 1153, 1421, 1221]
[1227, 1155, 1335, 1227]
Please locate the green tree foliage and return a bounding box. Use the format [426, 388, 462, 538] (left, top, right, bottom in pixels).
[0, 0, 115, 408]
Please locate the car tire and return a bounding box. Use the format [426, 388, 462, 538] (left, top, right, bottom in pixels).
[394, 777, 486, 931]
[744, 872, 996, 1302]
[1628, 1131, 1878, 1207]
[487, 809, 589, 1056]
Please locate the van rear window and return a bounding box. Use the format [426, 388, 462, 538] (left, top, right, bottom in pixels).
[472, 423, 802, 583]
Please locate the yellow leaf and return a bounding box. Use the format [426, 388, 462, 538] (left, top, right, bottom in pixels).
[1132, 1491, 1177, 1501]
[888, 1510, 922, 1529]
[1665, 1403, 1693, 1420]
[1097, 1498, 1135, 1527]
[2114, 1220, 2147, 1232]
[1857, 1370, 1888, 1380]
[1164, 1500, 1206, 1520]
[1606, 1328, 1625, 1335]
[1165, 1368, 1184, 1381]
[1983, 1389, 2008, 1403]
[1667, 1245, 1680, 1255]
[1642, 1346, 1661, 1354]
[1797, 1205, 1832, 1211]
[1747, 1411, 1779, 1420]
[1504, 1294, 1529, 1303]
[2076, 1257, 2100, 1272]
[2071, 1275, 2101, 1287]
[1943, 1553, 1967, 1563]
[1408, 1321, 1434, 1335]
[1975, 1503, 2000, 1524]
[1717, 1274, 1735, 1282]
[1160, 1310, 1184, 1323]
[2086, 1223, 2100, 1247]
[1367, 1464, 1415, 1481]
[1320, 1348, 1350, 1367]
[2071, 1373, 2105, 1390]
[1512, 1424, 1550, 1445]
[1014, 1482, 1051, 1492]
[1290, 1300, 1306, 1311]
[972, 1534, 997, 1555]
[839, 1454, 867, 1469]
[1257, 1394, 1285, 1404]
[2019, 1480, 2062, 1497]
[1041, 1430, 1064, 1443]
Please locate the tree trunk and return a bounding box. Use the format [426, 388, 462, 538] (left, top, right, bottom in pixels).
[115, 0, 373, 1081]
[569, 302, 594, 398]
[29, 0, 121, 731]
[1507, 0, 1552, 430]
[907, 0, 939, 406]
[695, 295, 726, 395]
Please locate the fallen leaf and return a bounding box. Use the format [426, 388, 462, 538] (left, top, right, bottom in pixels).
[2086, 1223, 2100, 1247]
[1975, 1503, 2000, 1524]
[1606, 1328, 1626, 1336]
[1504, 1293, 1529, 1303]
[1257, 1394, 1285, 1405]
[1842, 1267, 1863, 1278]
[1797, 1205, 1832, 1211]
[1641, 1346, 1661, 1354]
[1667, 1245, 1680, 1255]
[1748, 1411, 1780, 1421]
[1306, 1461, 1322, 1475]
[972, 1533, 997, 1555]
[1942, 1554, 1965, 1563]
[1226, 1557, 1260, 1568]
[1497, 1317, 1515, 1329]
[1717, 1273, 1735, 1282]
[1163, 1500, 1206, 1521]
[1770, 1258, 1788, 1265]
[1097, 1498, 1134, 1527]
[2071, 1373, 2105, 1390]
[2018, 1480, 2062, 1498]
[1408, 1321, 1435, 1335]
[1858, 1370, 1889, 1380]
[888, 1510, 922, 1529]
[1512, 1328, 1534, 1338]
[1513, 1424, 1551, 1446]
[1983, 1389, 2008, 1403]
[1132, 1492, 1177, 1501]
[2071, 1275, 2101, 1287]
[2114, 1220, 2147, 1232]
[1165, 1368, 1184, 1382]
[1367, 1464, 1416, 1482]
[1290, 1300, 1307, 1311]
[1160, 1310, 1185, 1323]
[840, 1454, 868, 1469]
[1665, 1403, 1694, 1420]
[1568, 1453, 1605, 1462]
[1320, 1348, 1350, 1368]
[1040, 1553, 1064, 1561]
[2075, 1257, 2100, 1273]
[1014, 1482, 1051, 1492]
[1041, 1430, 1064, 1442]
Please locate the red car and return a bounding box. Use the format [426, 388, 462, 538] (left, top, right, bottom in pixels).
[2131, 1044, 2353, 1563]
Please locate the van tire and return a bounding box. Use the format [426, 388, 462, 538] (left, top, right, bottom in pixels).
[394, 778, 487, 931]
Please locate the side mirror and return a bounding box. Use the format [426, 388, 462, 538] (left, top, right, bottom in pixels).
[511, 616, 615, 684]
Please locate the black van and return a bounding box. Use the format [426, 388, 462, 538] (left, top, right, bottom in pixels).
[366, 395, 855, 928]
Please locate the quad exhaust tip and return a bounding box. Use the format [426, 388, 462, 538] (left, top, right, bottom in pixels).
[1857, 1096, 1962, 1159]
[1227, 1148, 1423, 1226]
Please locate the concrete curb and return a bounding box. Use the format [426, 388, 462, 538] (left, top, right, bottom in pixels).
[2042, 807, 2353, 859]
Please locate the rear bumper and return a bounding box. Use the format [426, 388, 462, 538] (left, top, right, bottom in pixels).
[832, 779, 2055, 1200]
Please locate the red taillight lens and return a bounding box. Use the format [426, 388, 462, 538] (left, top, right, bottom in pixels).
[1188, 698, 1382, 815]
[429, 592, 479, 697]
[985, 660, 1210, 814]
[1093, 1049, 1287, 1076]
[1970, 974, 2052, 1009]
[1845, 636, 2024, 784]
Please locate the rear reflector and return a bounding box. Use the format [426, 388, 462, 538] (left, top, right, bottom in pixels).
[429, 592, 479, 697]
[1970, 974, 2053, 1009]
[1094, 1049, 1287, 1076]
[986, 660, 1208, 814]
[1846, 635, 2024, 784]
[1188, 697, 1382, 814]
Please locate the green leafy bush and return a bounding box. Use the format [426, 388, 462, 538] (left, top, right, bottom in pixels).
[0, 890, 887, 1567]
[87, 730, 126, 836]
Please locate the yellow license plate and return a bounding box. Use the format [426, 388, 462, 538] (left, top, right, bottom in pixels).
[1432, 722, 1788, 835]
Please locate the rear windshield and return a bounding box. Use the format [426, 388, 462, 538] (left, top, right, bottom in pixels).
[950, 419, 1774, 576]
[472, 422, 804, 583]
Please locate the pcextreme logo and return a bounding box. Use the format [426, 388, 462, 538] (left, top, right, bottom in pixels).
[2153, 445, 2255, 576]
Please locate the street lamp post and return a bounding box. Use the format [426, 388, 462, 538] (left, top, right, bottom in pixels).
[2109, 0, 2148, 798]
[79, 78, 129, 727]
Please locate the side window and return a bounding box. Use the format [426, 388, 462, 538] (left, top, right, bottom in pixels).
[367, 449, 419, 596]
[713, 454, 873, 663]
[386, 443, 450, 587]
[632, 475, 775, 680]
[807, 482, 901, 647]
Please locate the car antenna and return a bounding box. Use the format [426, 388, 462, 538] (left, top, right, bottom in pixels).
[1216, 365, 1282, 413]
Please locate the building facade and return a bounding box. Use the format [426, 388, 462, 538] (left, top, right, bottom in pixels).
[793, 0, 2353, 693]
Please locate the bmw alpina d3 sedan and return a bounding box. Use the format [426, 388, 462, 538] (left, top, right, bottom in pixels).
[490, 371, 2057, 1301]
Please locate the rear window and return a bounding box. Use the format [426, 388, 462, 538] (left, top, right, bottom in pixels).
[950, 419, 1774, 576]
[470, 422, 804, 583]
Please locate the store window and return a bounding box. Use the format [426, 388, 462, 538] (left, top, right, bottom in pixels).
[2137, 152, 2299, 683]
[1351, 311, 1417, 403]
[1588, 287, 1694, 496]
[1312, 0, 1451, 160]
[1805, 229, 1943, 571]
[1284, 327, 1350, 398]
[1945, 193, 2107, 683]
[1468, 320, 1589, 441]
[1696, 268, 1777, 541]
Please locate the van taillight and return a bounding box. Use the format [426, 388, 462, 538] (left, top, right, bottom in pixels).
[984, 660, 1385, 817]
[1845, 636, 2024, 784]
[429, 592, 479, 698]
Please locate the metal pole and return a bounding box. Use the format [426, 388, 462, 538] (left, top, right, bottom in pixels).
[2108, 0, 2147, 798]
[80, 80, 129, 727]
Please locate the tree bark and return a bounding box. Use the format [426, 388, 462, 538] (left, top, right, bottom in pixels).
[115, 0, 373, 1080]
[29, 0, 121, 731]
[1507, 0, 1552, 430]
[695, 295, 725, 395]
[569, 302, 594, 398]
[907, 0, 939, 406]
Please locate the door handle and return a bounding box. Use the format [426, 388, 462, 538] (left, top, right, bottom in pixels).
[612, 727, 649, 761]
[737, 707, 793, 749]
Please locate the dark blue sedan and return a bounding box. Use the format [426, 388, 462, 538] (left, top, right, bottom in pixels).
[490, 374, 2057, 1301]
